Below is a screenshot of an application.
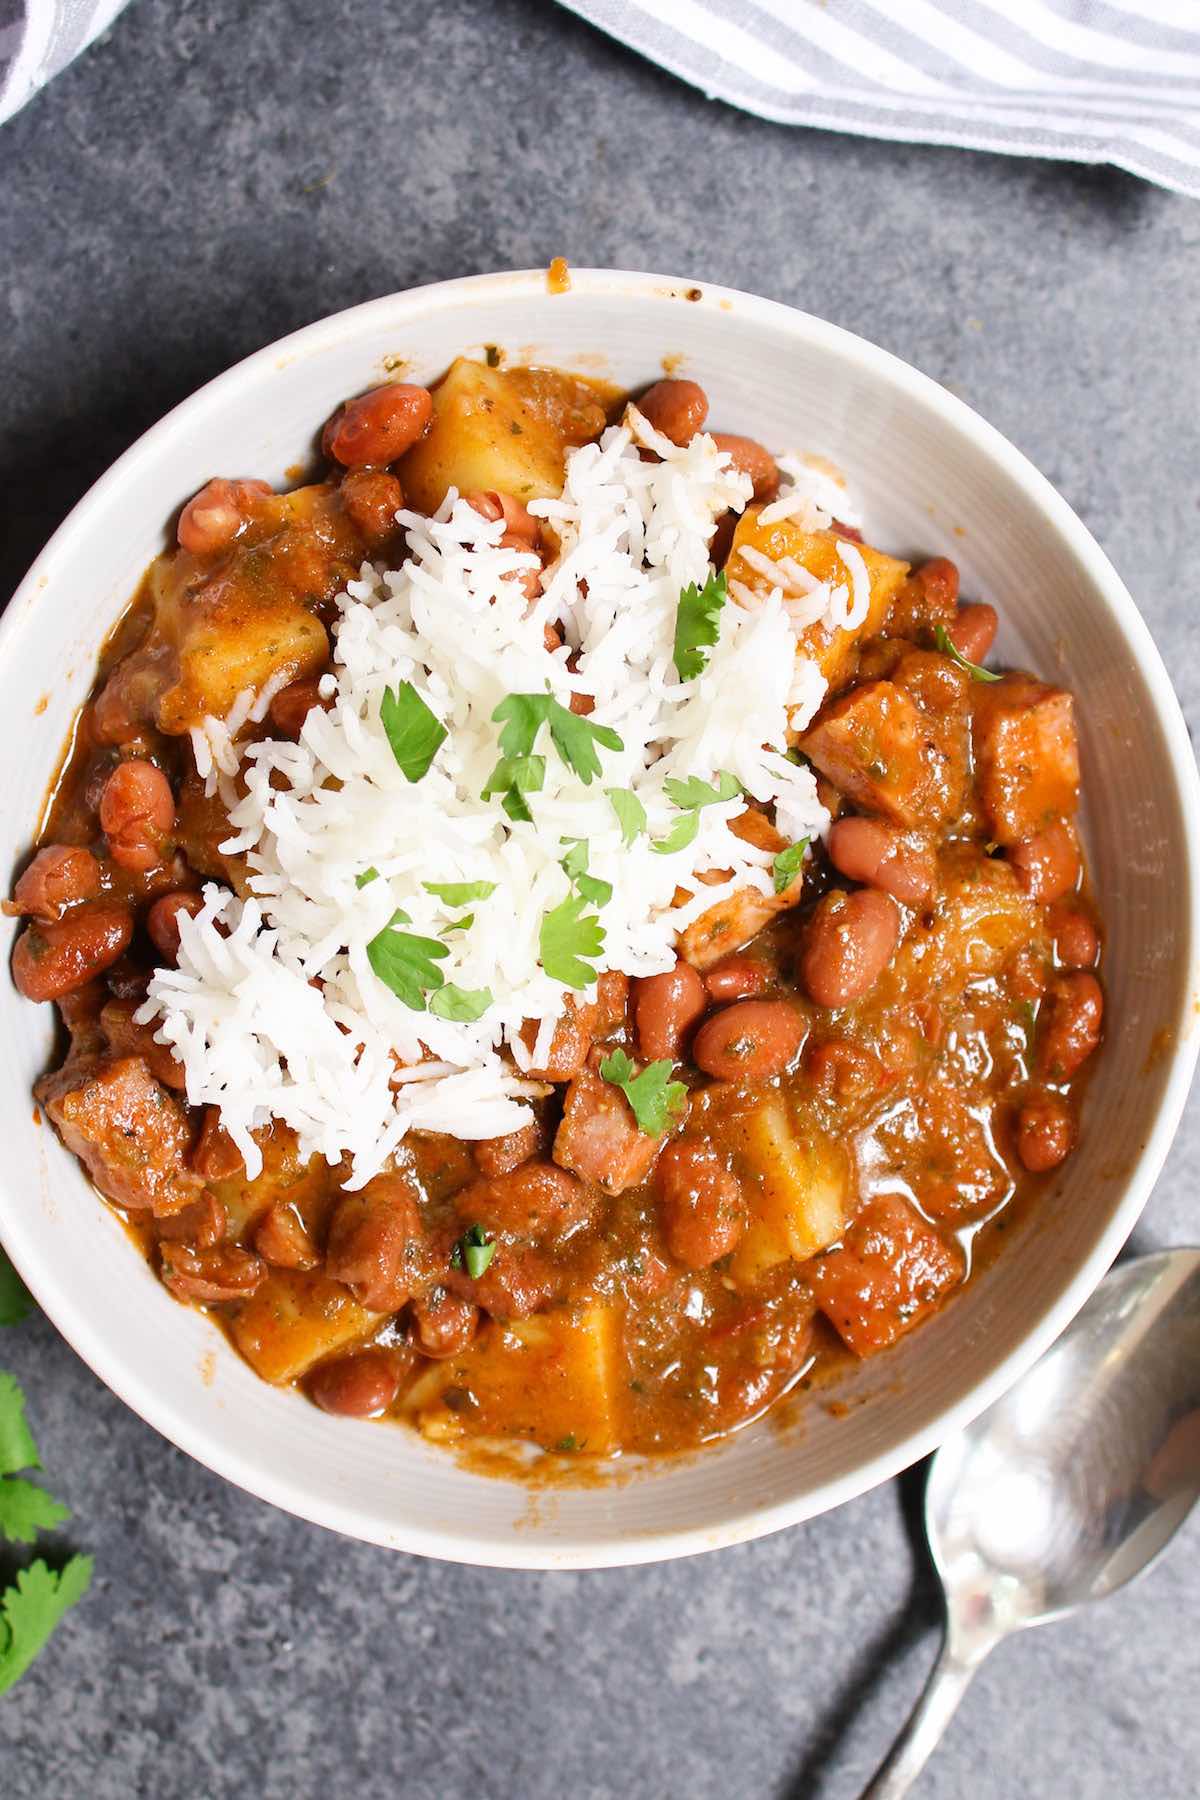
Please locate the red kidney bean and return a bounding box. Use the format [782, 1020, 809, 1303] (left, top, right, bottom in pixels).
[1015, 1092, 1075, 1172]
[409, 1289, 480, 1359]
[827, 817, 934, 906]
[177, 477, 272, 555]
[636, 378, 708, 445]
[323, 384, 433, 467]
[1037, 972, 1103, 1081]
[191, 1106, 244, 1181]
[146, 889, 205, 962]
[947, 602, 998, 665]
[13, 903, 133, 1001]
[800, 888, 900, 1009]
[804, 1037, 885, 1107]
[498, 530, 543, 602]
[340, 468, 405, 547]
[465, 490, 540, 545]
[254, 1202, 319, 1271]
[1047, 901, 1099, 969]
[634, 961, 708, 1062]
[1008, 820, 1080, 903]
[704, 955, 772, 1003]
[657, 1138, 747, 1268]
[692, 1000, 805, 1082]
[309, 1348, 405, 1418]
[709, 434, 778, 501]
[99, 759, 175, 873]
[915, 556, 960, 612]
[7, 845, 102, 922]
[268, 677, 331, 739]
[161, 1243, 264, 1303]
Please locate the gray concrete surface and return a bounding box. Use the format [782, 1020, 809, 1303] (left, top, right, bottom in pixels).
[1, 2, 1198, 1795]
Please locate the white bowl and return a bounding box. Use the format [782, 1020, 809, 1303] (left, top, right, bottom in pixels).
[2, 269, 1197, 1568]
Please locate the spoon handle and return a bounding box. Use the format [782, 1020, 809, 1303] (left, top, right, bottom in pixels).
[858, 1633, 984, 1799]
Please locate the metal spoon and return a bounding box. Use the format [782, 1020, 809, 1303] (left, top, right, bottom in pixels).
[862, 1247, 1200, 1799]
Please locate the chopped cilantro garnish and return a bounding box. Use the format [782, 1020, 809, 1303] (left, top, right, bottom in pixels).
[428, 984, 494, 1022]
[599, 1049, 688, 1137]
[379, 680, 448, 781]
[0, 1248, 32, 1328]
[663, 770, 743, 811]
[560, 840, 613, 908]
[650, 810, 700, 856]
[366, 910, 449, 1010]
[673, 569, 727, 681]
[606, 787, 647, 847]
[482, 753, 546, 822]
[772, 837, 810, 894]
[555, 1434, 578, 1453]
[492, 693, 623, 785]
[355, 867, 380, 889]
[0, 1370, 92, 1694]
[540, 892, 606, 988]
[423, 880, 498, 905]
[933, 623, 1001, 684]
[438, 913, 475, 935]
[451, 1224, 496, 1280]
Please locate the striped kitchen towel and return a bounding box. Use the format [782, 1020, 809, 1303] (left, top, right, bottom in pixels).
[557, 0, 1200, 198]
[1, 0, 126, 125]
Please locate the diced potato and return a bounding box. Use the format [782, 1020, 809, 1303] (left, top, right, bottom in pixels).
[400, 358, 607, 514]
[728, 1102, 847, 1287]
[971, 674, 1080, 844]
[231, 1269, 381, 1385]
[890, 843, 1043, 1004]
[401, 1302, 621, 1453]
[727, 511, 909, 692]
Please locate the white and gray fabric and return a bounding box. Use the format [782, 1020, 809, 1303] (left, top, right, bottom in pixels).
[3, 0, 1200, 201]
[0, 0, 126, 126]
[557, 0, 1200, 198]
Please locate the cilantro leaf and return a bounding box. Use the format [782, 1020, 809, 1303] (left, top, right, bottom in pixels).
[355, 867, 379, 889]
[0, 1373, 38, 1477]
[933, 623, 1001, 684]
[0, 1479, 70, 1547]
[650, 810, 701, 856]
[0, 1555, 93, 1697]
[450, 1223, 496, 1280]
[560, 840, 612, 908]
[673, 570, 727, 681]
[492, 693, 622, 786]
[438, 913, 474, 935]
[366, 911, 449, 1010]
[606, 788, 647, 847]
[428, 984, 493, 1022]
[379, 681, 448, 781]
[482, 753, 546, 822]
[0, 1247, 32, 1327]
[423, 881, 497, 905]
[773, 836, 810, 894]
[663, 771, 743, 811]
[599, 1049, 688, 1137]
[540, 893, 606, 988]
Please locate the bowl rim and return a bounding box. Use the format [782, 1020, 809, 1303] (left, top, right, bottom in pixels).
[2, 265, 1198, 1568]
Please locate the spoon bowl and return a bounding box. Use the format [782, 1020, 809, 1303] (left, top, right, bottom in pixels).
[865, 1248, 1200, 1796]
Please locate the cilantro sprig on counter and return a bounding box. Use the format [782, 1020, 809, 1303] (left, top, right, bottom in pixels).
[0, 1246, 93, 1696]
[673, 570, 727, 680]
[599, 1050, 688, 1138]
